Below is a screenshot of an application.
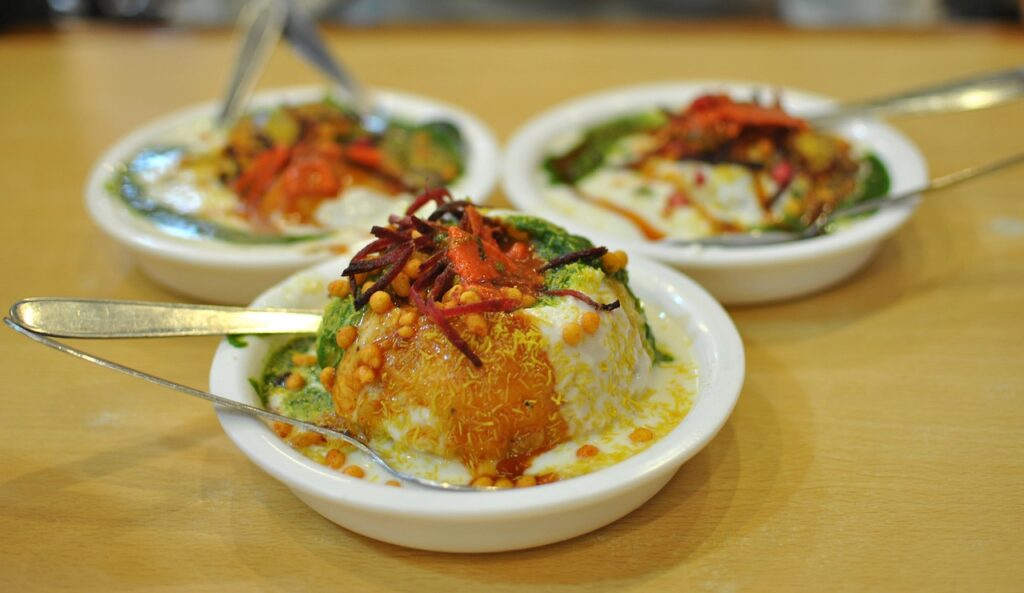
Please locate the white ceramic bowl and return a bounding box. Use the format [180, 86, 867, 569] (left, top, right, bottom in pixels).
[86, 87, 500, 304]
[503, 81, 929, 305]
[209, 253, 744, 553]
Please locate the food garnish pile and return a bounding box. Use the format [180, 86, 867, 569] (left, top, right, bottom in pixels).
[111, 98, 464, 244]
[252, 189, 695, 488]
[543, 93, 890, 240]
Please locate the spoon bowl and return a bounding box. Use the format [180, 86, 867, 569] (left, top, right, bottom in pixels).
[3, 316, 477, 491]
[662, 150, 1024, 248]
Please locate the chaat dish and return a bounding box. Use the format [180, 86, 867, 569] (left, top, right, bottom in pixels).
[540, 93, 890, 241]
[251, 190, 697, 487]
[108, 96, 464, 246]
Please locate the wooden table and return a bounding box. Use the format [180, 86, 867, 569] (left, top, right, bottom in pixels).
[1, 23, 1022, 592]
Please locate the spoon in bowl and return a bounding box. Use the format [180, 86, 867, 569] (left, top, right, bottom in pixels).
[218, 0, 385, 132]
[805, 66, 1024, 127]
[665, 150, 1024, 248]
[280, 0, 388, 134]
[3, 313, 476, 492]
[217, 0, 287, 125]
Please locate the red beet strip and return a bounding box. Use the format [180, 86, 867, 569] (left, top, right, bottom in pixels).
[370, 226, 411, 242]
[353, 244, 414, 309]
[349, 237, 393, 263]
[405, 187, 452, 216]
[538, 247, 608, 272]
[430, 266, 455, 300]
[411, 286, 482, 367]
[427, 200, 472, 222]
[412, 252, 447, 291]
[441, 298, 521, 318]
[342, 245, 411, 275]
[543, 289, 620, 311]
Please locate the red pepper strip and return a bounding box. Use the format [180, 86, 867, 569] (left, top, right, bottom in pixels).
[411, 287, 482, 367]
[405, 187, 452, 216]
[713, 103, 807, 129]
[539, 247, 608, 272]
[441, 298, 521, 318]
[543, 289, 620, 311]
[345, 143, 383, 169]
[507, 241, 531, 261]
[343, 245, 411, 275]
[353, 244, 413, 309]
[689, 94, 731, 112]
[234, 145, 290, 205]
[281, 156, 340, 199]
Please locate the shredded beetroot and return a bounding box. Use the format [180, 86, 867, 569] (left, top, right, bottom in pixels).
[538, 247, 608, 272]
[430, 266, 455, 300]
[543, 289, 620, 311]
[404, 187, 451, 215]
[409, 216, 436, 236]
[412, 252, 446, 290]
[411, 286, 483, 367]
[338, 187, 624, 368]
[441, 298, 521, 318]
[349, 237, 393, 263]
[370, 226, 411, 242]
[427, 199, 472, 222]
[354, 245, 413, 309]
[342, 245, 413, 275]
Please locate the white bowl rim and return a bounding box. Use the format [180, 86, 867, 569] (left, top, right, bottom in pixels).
[84, 86, 501, 269]
[502, 80, 929, 268]
[209, 253, 744, 520]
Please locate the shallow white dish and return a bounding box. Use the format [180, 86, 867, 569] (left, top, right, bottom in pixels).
[502, 81, 929, 305]
[209, 252, 744, 553]
[86, 86, 500, 304]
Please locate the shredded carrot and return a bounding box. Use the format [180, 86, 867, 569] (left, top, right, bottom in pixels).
[233, 146, 290, 205]
[345, 144, 383, 169]
[282, 157, 341, 198]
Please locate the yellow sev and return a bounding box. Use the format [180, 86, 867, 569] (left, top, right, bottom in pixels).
[332, 309, 567, 476]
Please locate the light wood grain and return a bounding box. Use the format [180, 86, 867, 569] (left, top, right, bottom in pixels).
[1, 23, 1022, 592]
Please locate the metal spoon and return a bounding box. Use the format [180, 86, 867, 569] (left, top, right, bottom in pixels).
[665, 150, 1024, 248]
[9, 298, 321, 338]
[3, 312, 475, 492]
[280, 0, 387, 134]
[217, 0, 287, 124]
[805, 66, 1024, 126]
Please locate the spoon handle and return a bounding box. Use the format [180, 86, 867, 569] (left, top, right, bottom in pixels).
[3, 317, 476, 491]
[809, 67, 1024, 125]
[282, 0, 369, 113]
[2, 318, 397, 476]
[829, 150, 1024, 222]
[217, 0, 287, 124]
[8, 298, 321, 339]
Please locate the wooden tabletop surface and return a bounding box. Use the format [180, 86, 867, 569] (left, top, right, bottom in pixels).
[1, 23, 1022, 592]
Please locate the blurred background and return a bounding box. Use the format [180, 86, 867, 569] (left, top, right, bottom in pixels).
[2, 0, 1022, 30]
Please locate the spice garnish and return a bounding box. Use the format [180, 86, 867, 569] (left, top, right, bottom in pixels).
[543, 289, 620, 311]
[339, 189, 622, 366]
